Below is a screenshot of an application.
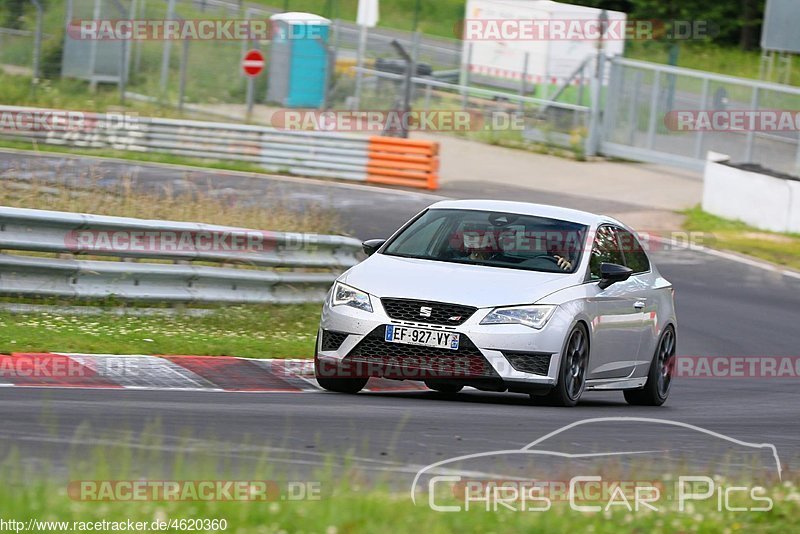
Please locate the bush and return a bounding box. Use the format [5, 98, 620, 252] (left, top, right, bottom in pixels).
[40, 32, 64, 80]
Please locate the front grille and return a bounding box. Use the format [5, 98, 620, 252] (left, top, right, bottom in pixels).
[321, 330, 349, 351]
[503, 352, 552, 375]
[381, 298, 477, 326]
[344, 326, 498, 378]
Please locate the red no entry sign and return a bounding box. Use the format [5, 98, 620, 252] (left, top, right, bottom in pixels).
[242, 49, 265, 77]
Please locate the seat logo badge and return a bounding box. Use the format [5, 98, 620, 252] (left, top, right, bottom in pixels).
[419, 306, 433, 318]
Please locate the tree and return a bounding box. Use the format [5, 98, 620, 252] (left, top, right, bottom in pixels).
[2, 0, 27, 30]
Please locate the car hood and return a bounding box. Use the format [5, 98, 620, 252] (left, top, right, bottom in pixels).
[341, 253, 579, 308]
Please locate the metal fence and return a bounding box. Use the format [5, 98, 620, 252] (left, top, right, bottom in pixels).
[343, 68, 590, 149]
[59, 0, 461, 108]
[601, 57, 800, 174]
[0, 28, 37, 70]
[0, 206, 362, 303]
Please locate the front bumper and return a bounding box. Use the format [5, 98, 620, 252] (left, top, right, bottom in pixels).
[318, 296, 572, 390]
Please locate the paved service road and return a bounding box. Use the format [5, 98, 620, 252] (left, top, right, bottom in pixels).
[0, 150, 798, 483]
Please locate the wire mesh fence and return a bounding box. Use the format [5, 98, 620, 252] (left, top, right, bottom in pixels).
[333, 67, 590, 147]
[0, 28, 37, 69]
[602, 57, 800, 174]
[58, 0, 461, 109]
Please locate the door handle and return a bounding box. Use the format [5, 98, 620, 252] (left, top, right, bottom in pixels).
[633, 300, 647, 309]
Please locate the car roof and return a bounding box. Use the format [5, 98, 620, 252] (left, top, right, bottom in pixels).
[427, 199, 619, 227]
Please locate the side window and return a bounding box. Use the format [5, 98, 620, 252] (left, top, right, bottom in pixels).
[616, 228, 650, 273]
[589, 225, 624, 280]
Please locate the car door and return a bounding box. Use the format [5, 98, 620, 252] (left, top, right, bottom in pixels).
[616, 227, 661, 370]
[586, 225, 645, 380]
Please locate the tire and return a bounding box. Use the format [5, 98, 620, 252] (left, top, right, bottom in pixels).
[533, 323, 589, 407]
[624, 326, 676, 406]
[424, 380, 464, 394]
[314, 334, 368, 394]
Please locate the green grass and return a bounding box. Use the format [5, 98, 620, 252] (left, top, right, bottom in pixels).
[0, 72, 169, 113]
[626, 41, 776, 83]
[1, 410, 798, 532]
[682, 207, 800, 271]
[0, 304, 320, 358]
[5, 482, 798, 533]
[1, 438, 798, 533]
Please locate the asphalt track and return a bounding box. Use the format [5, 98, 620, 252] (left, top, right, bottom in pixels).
[1, 150, 799, 485]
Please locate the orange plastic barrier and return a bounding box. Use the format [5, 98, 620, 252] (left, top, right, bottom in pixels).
[366, 136, 439, 190]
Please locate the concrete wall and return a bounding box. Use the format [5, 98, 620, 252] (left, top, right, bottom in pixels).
[702, 152, 800, 234]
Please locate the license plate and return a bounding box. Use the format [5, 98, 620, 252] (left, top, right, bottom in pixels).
[384, 325, 460, 350]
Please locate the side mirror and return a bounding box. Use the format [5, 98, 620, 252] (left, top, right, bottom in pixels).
[362, 239, 386, 256]
[598, 262, 633, 289]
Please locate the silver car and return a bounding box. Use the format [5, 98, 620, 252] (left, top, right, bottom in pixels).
[315, 200, 677, 407]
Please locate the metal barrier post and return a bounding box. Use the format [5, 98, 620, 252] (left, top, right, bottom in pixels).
[353, 24, 368, 109]
[461, 43, 473, 111]
[519, 52, 529, 114]
[627, 70, 642, 146]
[794, 133, 800, 177]
[178, 39, 189, 112]
[744, 86, 760, 162]
[645, 70, 661, 150]
[88, 0, 101, 91]
[30, 0, 43, 87]
[585, 53, 605, 157]
[160, 0, 176, 94]
[693, 78, 710, 159]
[599, 57, 621, 146]
[133, 0, 143, 73]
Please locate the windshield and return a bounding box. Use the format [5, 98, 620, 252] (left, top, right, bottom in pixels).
[382, 209, 588, 273]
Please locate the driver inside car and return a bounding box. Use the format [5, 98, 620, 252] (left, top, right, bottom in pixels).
[552, 252, 573, 271]
[463, 229, 499, 262]
[461, 228, 574, 271]
[545, 238, 574, 271]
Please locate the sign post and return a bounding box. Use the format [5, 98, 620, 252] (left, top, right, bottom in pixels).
[353, 0, 379, 110]
[242, 49, 265, 122]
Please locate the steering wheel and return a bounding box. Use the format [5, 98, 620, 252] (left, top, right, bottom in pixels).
[532, 253, 561, 265]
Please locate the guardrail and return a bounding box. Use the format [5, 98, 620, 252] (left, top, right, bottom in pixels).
[0, 105, 440, 190]
[0, 206, 363, 304]
[367, 136, 439, 189]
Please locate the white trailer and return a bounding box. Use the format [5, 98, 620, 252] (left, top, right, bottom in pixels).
[462, 0, 626, 92]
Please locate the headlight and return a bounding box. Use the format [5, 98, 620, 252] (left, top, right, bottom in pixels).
[331, 282, 373, 313]
[480, 305, 556, 329]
